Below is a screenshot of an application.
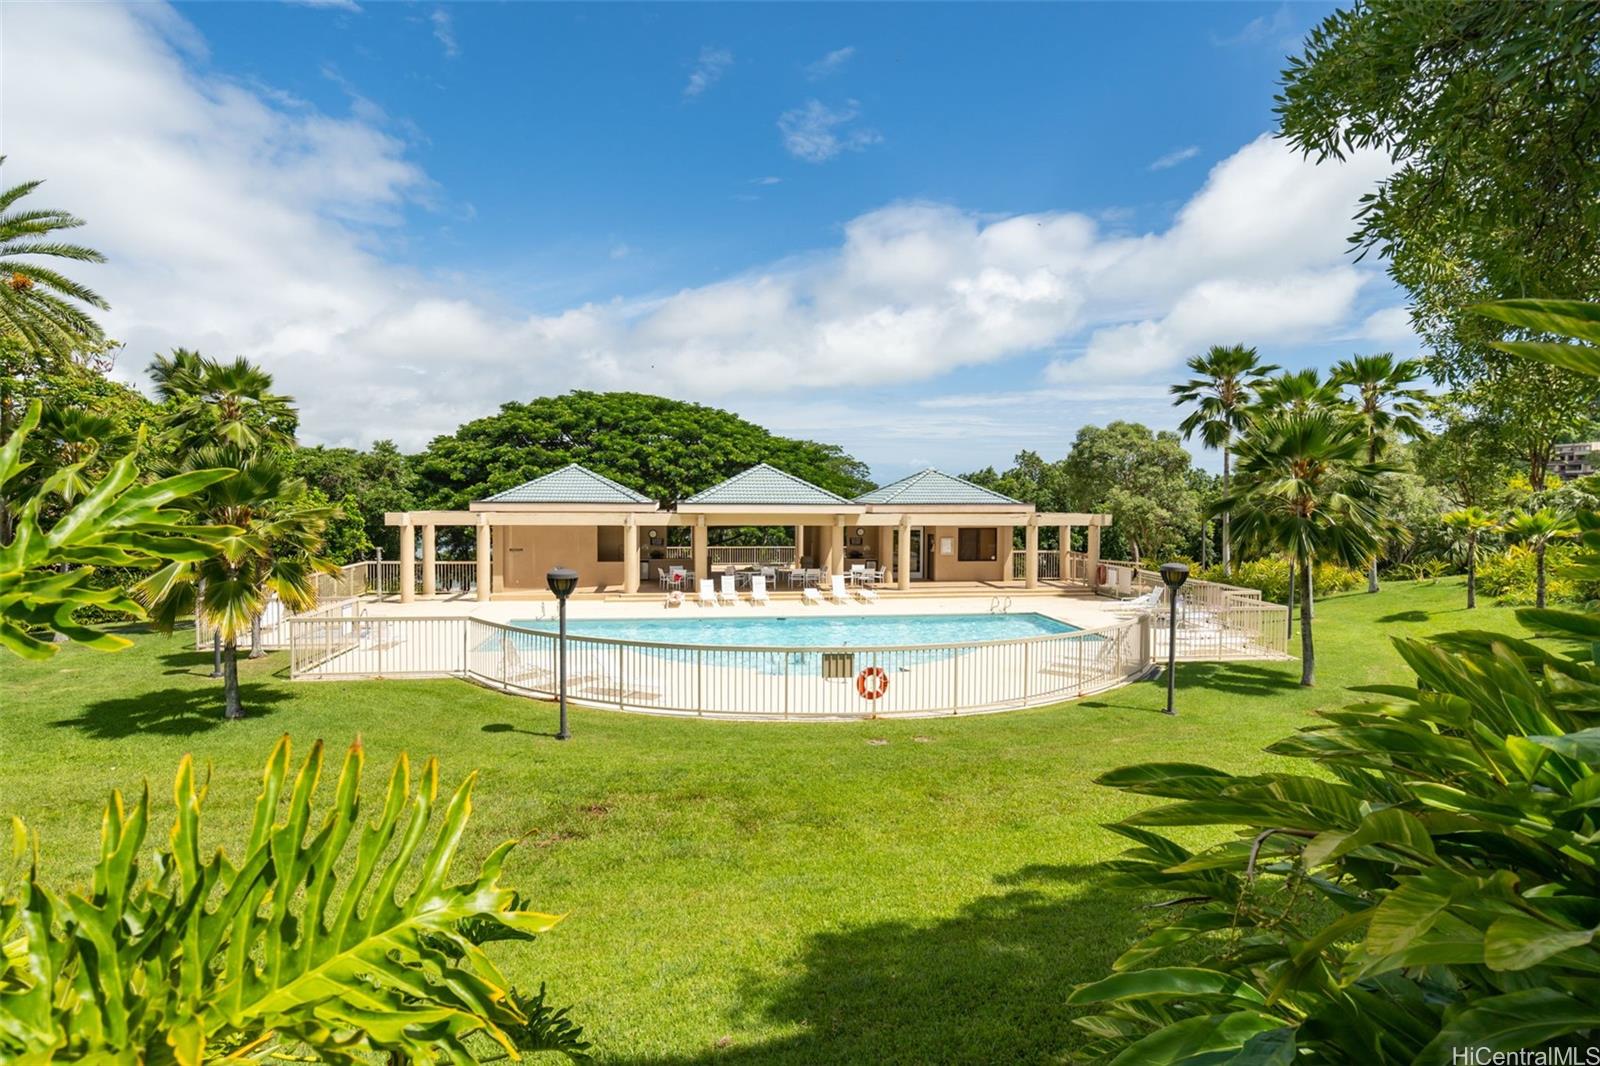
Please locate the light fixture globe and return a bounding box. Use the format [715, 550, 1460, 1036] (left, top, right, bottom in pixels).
[546, 566, 579, 599]
[1159, 562, 1190, 591]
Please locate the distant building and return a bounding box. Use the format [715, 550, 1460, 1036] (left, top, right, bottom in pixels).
[1553, 441, 1600, 481]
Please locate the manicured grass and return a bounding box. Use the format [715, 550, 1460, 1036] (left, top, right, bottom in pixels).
[0, 579, 1533, 1063]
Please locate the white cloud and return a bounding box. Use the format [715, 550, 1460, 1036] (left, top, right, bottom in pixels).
[804, 46, 856, 80]
[429, 8, 458, 58]
[753, 176, 783, 186]
[1359, 305, 1417, 345]
[778, 99, 882, 163]
[3, 4, 1393, 458]
[287, 0, 362, 10]
[1149, 145, 1199, 171]
[683, 46, 731, 98]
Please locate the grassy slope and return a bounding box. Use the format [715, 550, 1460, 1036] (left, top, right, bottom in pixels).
[0, 579, 1532, 1064]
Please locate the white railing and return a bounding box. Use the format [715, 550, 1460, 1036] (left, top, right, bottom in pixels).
[1098, 561, 1290, 659]
[651, 546, 799, 567]
[289, 613, 1159, 718]
[1012, 550, 1062, 580]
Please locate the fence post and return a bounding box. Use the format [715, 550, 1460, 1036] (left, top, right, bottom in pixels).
[501, 632, 509, 691]
[696, 648, 703, 716]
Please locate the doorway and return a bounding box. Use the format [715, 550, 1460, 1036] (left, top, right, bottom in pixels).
[908, 526, 925, 580]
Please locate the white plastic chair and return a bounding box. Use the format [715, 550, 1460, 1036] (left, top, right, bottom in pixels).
[803, 586, 823, 606]
[719, 573, 741, 605]
[828, 574, 851, 604]
[697, 579, 718, 607]
[750, 575, 770, 605]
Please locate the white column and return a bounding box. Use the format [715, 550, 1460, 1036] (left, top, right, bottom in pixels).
[399, 517, 415, 603]
[897, 516, 911, 591]
[1058, 525, 1070, 582]
[623, 516, 640, 594]
[421, 524, 437, 598]
[475, 519, 490, 602]
[693, 515, 708, 583]
[830, 519, 845, 575]
[795, 524, 805, 568]
[1087, 522, 1103, 594]
[1025, 519, 1039, 590]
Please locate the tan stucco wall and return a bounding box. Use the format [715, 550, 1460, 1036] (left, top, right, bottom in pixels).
[922, 525, 1008, 582]
[495, 525, 628, 591]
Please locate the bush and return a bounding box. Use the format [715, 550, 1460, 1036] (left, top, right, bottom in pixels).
[1069, 510, 1600, 1061]
[1474, 544, 1588, 604]
[1191, 558, 1364, 601]
[1386, 557, 1453, 581]
[0, 737, 587, 1063]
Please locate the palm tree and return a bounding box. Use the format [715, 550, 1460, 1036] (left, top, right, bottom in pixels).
[149, 349, 297, 453]
[1216, 407, 1386, 686]
[1331, 353, 1429, 593]
[1501, 508, 1576, 609]
[1441, 507, 1496, 609]
[1253, 368, 1345, 414]
[138, 446, 332, 718]
[1170, 344, 1278, 576]
[0, 157, 108, 360]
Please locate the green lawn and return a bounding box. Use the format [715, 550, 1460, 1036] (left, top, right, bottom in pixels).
[0, 579, 1533, 1064]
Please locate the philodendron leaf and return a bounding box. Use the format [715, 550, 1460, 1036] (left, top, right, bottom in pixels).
[1106, 1012, 1287, 1066]
[1302, 807, 1438, 870]
[1482, 913, 1595, 972]
[1421, 988, 1600, 1058]
[1221, 1027, 1297, 1065]
[1528, 728, 1600, 765]
[1069, 967, 1268, 1007]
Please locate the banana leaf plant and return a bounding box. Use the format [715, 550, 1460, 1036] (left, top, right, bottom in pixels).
[0, 736, 587, 1063]
[0, 398, 232, 658]
[1070, 300, 1600, 1063]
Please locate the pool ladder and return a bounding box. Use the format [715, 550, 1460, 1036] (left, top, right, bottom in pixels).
[989, 596, 1012, 614]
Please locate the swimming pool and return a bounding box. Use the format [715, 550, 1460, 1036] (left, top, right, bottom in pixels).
[507, 612, 1078, 648]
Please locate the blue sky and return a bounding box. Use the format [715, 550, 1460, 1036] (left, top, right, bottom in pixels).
[2, 1, 1410, 481]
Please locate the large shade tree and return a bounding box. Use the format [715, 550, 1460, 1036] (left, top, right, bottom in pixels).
[1059, 421, 1201, 565]
[1278, 2, 1600, 490]
[1217, 407, 1386, 686]
[414, 391, 873, 511]
[1169, 344, 1277, 576]
[1331, 352, 1429, 592]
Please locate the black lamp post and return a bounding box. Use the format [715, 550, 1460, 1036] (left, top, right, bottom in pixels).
[1159, 563, 1190, 716]
[546, 567, 579, 740]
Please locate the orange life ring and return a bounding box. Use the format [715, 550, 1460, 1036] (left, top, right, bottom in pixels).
[856, 666, 889, 700]
[1096, 563, 1108, 585]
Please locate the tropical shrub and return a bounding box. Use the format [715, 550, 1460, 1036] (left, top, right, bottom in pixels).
[1475, 544, 1589, 605]
[1385, 557, 1452, 582]
[1191, 558, 1364, 602]
[0, 736, 586, 1063]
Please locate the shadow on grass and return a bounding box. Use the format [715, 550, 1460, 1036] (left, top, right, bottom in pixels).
[614, 863, 1144, 1065]
[481, 721, 562, 741]
[50, 685, 292, 739]
[1377, 610, 1431, 623]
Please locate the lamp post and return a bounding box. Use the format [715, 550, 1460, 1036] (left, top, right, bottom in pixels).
[546, 567, 579, 740]
[1159, 563, 1189, 717]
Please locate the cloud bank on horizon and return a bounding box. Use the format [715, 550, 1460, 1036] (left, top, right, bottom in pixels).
[1, 2, 1412, 474]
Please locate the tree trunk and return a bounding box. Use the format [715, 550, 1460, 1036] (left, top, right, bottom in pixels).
[1367, 436, 1380, 594]
[1220, 446, 1232, 578]
[1299, 558, 1315, 687]
[1536, 543, 1547, 609]
[1367, 557, 1380, 594]
[249, 613, 265, 659]
[1466, 537, 1477, 609]
[224, 639, 245, 719]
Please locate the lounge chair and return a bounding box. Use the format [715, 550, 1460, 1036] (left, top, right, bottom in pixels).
[750, 574, 770, 605]
[855, 582, 878, 604]
[802, 586, 823, 606]
[828, 574, 852, 605]
[719, 573, 740, 605]
[697, 579, 718, 607]
[1112, 586, 1164, 614]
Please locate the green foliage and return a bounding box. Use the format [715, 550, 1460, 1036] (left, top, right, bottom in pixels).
[149, 348, 298, 453]
[1058, 422, 1202, 562]
[413, 391, 872, 510]
[288, 440, 418, 558]
[0, 736, 585, 1063]
[1190, 558, 1362, 602]
[1474, 545, 1584, 606]
[0, 400, 229, 659]
[0, 156, 108, 358]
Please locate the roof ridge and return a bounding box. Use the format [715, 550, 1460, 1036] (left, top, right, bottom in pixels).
[684, 463, 851, 505]
[482, 461, 652, 504]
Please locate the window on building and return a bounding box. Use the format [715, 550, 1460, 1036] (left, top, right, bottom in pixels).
[957, 527, 997, 562]
[597, 526, 624, 563]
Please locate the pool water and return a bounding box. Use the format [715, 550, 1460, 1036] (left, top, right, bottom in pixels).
[507, 612, 1077, 648]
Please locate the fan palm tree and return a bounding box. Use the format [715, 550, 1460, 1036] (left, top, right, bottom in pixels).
[1170, 344, 1278, 576]
[1332, 353, 1430, 593]
[1441, 506, 1496, 609]
[1216, 407, 1386, 686]
[149, 348, 297, 453]
[1501, 507, 1576, 609]
[1253, 368, 1345, 414]
[0, 157, 107, 360]
[138, 446, 333, 718]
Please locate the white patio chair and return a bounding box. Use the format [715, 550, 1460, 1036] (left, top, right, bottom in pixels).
[849, 563, 866, 586]
[697, 579, 719, 607]
[750, 574, 770, 605]
[719, 573, 741, 605]
[802, 586, 823, 606]
[828, 574, 852, 605]
[1112, 586, 1164, 614]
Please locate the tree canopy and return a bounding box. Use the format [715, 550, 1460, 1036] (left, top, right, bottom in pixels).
[412, 391, 874, 509]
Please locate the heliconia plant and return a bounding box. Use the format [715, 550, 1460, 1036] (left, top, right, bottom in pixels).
[1069, 300, 1600, 1063]
[0, 736, 587, 1063]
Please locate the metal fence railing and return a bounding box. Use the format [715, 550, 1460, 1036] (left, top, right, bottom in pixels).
[1011, 550, 1062, 580]
[289, 612, 1161, 718]
[1096, 561, 1290, 660]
